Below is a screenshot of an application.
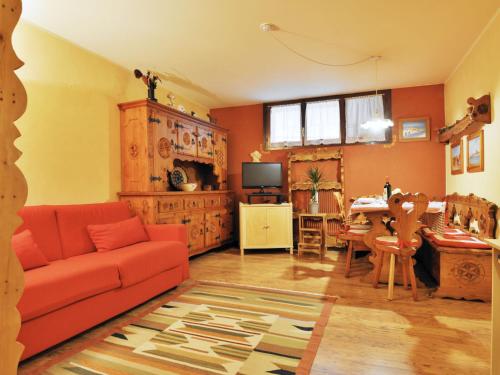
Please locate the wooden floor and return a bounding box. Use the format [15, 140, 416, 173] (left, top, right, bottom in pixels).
[19, 247, 491, 374]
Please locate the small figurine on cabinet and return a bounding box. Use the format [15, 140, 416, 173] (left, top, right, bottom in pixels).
[207, 113, 218, 124]
[134, 69, 160, 102]
[166, 92, 175, 107]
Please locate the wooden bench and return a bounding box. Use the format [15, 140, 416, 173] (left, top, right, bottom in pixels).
[421, 193, 497, 302]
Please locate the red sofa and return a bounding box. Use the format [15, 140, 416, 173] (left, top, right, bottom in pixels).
[16, 202, 189, 360]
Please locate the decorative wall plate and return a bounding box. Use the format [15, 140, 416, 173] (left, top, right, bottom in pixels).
[170, 167, 188, 189]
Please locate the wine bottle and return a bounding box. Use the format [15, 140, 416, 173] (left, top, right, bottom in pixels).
[383, 176, 392, 201]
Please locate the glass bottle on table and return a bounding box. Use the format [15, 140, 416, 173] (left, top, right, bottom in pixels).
[383, 176, 392, 201]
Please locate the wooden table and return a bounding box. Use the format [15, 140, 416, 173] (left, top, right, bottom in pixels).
[349, 199, 445, 284]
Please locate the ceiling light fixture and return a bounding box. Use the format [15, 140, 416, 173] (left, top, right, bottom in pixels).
[360, 56, 394, 130]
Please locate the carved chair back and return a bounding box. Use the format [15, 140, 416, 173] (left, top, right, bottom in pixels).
[388, 193, 429, 248]
[445, 193, 497, 238]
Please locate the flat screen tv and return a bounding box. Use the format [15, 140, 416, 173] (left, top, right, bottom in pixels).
[242, 162, 282, 192]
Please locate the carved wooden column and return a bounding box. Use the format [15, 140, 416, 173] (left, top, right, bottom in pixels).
[0, 0, 27, 372]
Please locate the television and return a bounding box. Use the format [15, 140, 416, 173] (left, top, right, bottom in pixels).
[242, 162, 282, 193]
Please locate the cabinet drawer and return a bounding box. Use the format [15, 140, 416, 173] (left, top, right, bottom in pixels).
[204, 195, 221, 209]
[158, 197, 184, 213]
[157, 212, 184, 225]
[185, 196, 204, 210]
[221, 194, 234, 208]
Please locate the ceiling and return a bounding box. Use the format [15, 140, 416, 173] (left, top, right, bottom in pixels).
[22, 0, 499, 109]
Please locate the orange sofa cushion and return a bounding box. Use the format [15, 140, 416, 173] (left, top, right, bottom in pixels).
[88, 216, 149, 252]
[17, 206, 63, 261]
[18, 256, 121, 322]
[12, 230, 49, 271]
[56, 202, 132, 258]
[95, 241, 188, 287]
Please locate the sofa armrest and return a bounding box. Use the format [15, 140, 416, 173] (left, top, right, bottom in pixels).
[145, 224, 188, 246]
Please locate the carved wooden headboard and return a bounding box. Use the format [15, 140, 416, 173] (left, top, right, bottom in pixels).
[445, 193, 497, 239]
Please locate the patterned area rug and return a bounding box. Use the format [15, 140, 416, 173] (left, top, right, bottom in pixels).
[41, 281, 336, 375]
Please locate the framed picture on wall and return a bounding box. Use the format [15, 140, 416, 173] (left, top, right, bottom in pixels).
[467, 130, 484, 173]
[450, 139, 464, 175]
[398, 117, 430, 142]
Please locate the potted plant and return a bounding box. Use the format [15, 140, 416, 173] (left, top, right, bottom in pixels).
[307, 167, 322, 214]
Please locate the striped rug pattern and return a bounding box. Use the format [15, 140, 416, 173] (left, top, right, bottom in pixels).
[43, 282, 335, 375]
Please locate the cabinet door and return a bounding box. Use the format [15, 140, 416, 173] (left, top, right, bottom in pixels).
[220, 209, 234, 242]
[176, 122, 197, 156]
[164, 116, 179, 156]
[205, 211, 221, 248]
[243, 207, 268, 247]
[187, 212, 205, 254]
[267, 207, 291, 247]
[121, 106, 153, 191]
[213, 131, 228, 190]
[197, 126, 214, 159]
[150, 109, 174, 191]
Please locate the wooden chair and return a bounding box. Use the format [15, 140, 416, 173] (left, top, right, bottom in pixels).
[372, 193, 429, 301]
[339, 223, 372, 277]
[336, 195, 375, 277]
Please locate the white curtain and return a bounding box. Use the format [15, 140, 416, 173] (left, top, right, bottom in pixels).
[305, 99, 341, 145]
[345, 94, 387, 144]
[269, 104, 302, 148]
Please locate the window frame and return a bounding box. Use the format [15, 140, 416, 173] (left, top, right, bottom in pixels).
[263, 89, 392, 150]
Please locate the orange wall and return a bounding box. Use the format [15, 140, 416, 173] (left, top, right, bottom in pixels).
[211, 84, 445, 207]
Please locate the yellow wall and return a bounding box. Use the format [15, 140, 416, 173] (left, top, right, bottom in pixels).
[13, 21, 209, 205]
[444, 11, 499, 375]
[445, 11, 500, 210]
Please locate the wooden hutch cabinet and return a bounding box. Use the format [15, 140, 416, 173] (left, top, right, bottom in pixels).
[118, 100, 233, 257]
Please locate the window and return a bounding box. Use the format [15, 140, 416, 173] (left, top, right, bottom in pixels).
[264, 90, 391, 149]
[345, 94, 387, 144]
[269, 104, 302, 148]
[305, 99, 341, 145]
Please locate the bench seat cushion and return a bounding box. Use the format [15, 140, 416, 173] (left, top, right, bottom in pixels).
[431, 234, 491, 249]
[375, 236, 419, 247]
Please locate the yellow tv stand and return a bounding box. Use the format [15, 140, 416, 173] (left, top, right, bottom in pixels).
[239, 202, 293, 256]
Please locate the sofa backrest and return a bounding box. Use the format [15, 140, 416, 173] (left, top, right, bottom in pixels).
[55, 202, 132, 258]
[17, 206, 63, 261]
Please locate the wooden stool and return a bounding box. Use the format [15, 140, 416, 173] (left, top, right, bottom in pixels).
[372, 193, 429, 301]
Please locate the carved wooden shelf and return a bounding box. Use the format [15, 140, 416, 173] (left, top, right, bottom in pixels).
[288, 148, 342, 162]
[438, 94, 491, 143]
[287, 148, 346, 248]
[291, 180, 342, 191]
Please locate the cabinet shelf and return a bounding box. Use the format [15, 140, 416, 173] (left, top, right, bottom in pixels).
[438, 94, 491, 144]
